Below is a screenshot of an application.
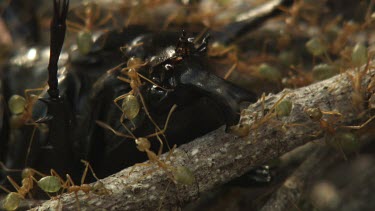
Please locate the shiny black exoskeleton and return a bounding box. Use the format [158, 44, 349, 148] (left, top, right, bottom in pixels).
[76, 29, 255, 177]
[0, 0, 291, 181]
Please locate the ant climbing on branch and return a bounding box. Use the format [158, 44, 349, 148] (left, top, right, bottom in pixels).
[109, 56, 175, 150]
[96, 104, 195, 186]
[37, 160, 110, 210]
[0, 163, 47, 211]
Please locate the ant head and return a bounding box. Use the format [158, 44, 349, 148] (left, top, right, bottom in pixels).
[22, 168, 35, 178]
[135, 138, 151, 152]
[305, 107, 322, 121]
[127, 57, 143, 68]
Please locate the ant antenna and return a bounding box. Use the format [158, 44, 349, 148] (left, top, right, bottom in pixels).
[47, 0, 69, 100]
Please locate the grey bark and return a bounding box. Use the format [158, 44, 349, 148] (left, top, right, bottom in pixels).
[31, 65, 375, 210]
[260, 144, 331, 211]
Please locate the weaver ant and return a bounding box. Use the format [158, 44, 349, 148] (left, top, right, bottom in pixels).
[0, 163, 46, 211]
[97, 103, 194, 185]
[36, 160, 109, 210]
[208, 42, 239, 80]
[66, 1, 117, 55]
[112, 56, 171, 130]
[7, 88, 49, 169]
[305, 106, 375, 159]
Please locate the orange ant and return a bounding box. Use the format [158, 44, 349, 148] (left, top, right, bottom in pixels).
[97, 104, 195, 185]
[278, 0, 320, 29]
[304, 107, 343, 135]
[8, 88, 45, 128]
[230, 93, 290, 137]
[0, 163, 46, 211]
[67, 1, 118, 55]
[35, 160, 110, 210]
[346, 51, 373, 112]
[124, 0, 170, 27]
[282, 66, 313, 88]
[110, 57, 173, 143]
[7, 88, 48, 165]
[304, 106, 375, 159]
[208, 42, 239, 80]
[162, 0, 228, 30]
[331, 21, 360, 55]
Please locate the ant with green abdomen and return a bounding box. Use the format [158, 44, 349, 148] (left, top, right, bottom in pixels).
[110, 56, 174, 151]
[36, 160, 110, 210]
[97, 104, 195, 186]
[7, 87, 49, 166]
[67, 1, 118, 55]
[0, 162, 47, 211]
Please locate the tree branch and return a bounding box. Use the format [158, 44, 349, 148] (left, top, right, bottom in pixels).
[31, 65, 375, 210]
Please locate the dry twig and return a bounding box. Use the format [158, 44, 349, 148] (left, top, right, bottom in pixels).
[31, 64, 375, 210]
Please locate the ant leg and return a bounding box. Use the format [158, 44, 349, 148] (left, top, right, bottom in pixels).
[137, 73, 173, 92]
[73, 9, 87, 23]
[165, 145, 177, 162]
[145, 105, 177, 151]
[223, 56, 238, 80]
[268, 93, 288, 115]
[80, 160, 99, 181]
[163, 11, 179, 29]
[81, 160, 110, 195]
[113, 93, 130, 112]
[128, 163, 153, 176]
[0, 185, 11, 193]
[145, 104, 178, 138]
[120, 42, 144, 53]
[261, 93, 266, 116]
[92, 3, 101, 23]
[66, 21, 84, 32]
[119, 114, 137, 138]
[24, 87, 45, 103]
[96, 13, 113, 27]
[341, 116, 375, 129]
[158, 180, 172, 210]
[322, 111, 343, 116]
[24, 125, 38, 166]
[80, 160, 90, 185]
[95, 120, 133, 139]
[224, 52, 238, 80]
[74, 192, 81, 211]
[155, 134, 164, 156]
[6, 176, 21, 192]
[50, 169, 65, 186]
[66, 174, 75, 186]
[106, 62, 126, 73]
[66, 172, 83, 211]
[0, 162, 22, 173]
[117, 76, 131, 84]
[138, 92, 164, 135]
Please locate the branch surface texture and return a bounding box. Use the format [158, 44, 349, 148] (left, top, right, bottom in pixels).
[32, 65, 375, 210]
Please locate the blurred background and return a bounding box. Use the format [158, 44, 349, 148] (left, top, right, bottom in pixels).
[0, 0, 375, 210]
